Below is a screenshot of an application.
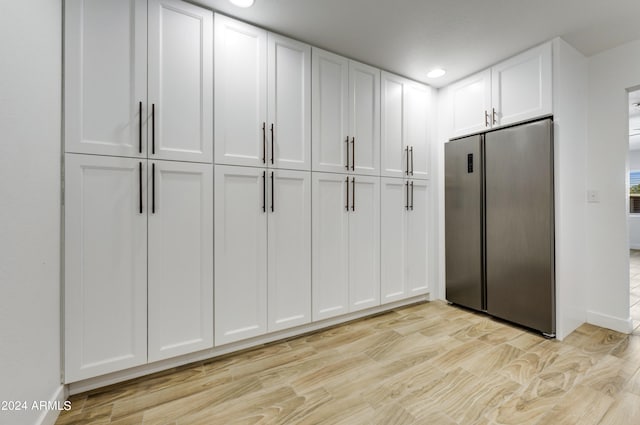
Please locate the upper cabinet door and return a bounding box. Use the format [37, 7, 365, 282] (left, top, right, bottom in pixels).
[148, 160, 213, 362]
[406, 179, 429, 296]
[268, 34, 311, 171]
[349, 61, 380, 176]
[348, 176, 380, 312]
[312, 172, 349, 321]
[492, 43, 552, 127]
[65, 0, 147, 157]
[64, 154, 147, 382]
[267, 170, 311, 332]
[405, 81, 430, 180]
[312, 48, 350, 173]
[148, 0, 213, 163]
[214, 165, 268, 345]
[450, 69, 492, 138]
[214, 14, 267, 167]
[381, 72, 405, 178]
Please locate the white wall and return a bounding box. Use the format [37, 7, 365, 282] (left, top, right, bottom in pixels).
[586, 40, 640, 333]
[0, 1, 63, 425]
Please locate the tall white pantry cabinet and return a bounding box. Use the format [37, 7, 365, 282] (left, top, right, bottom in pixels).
[64, 5, 433, 386]
[64, 0, 213, 382]
[213, 15, 313, 345]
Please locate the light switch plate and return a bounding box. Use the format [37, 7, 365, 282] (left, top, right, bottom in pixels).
[587, 190, 600, 203]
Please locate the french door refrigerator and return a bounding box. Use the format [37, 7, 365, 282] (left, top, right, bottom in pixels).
[445, 118, 555, 337]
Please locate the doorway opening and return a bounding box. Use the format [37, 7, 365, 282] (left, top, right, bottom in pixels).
[627, 88, 640, 334]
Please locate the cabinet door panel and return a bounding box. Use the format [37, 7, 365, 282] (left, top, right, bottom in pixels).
[215, 166, 267, 345]
[312, 49, 349, 173]
[405, 82, 430, 180]
[350, 61, 380, 175]
[492, 43, 552, 126]
[407, 180, 429, 295]
[450, 70, 491, 137]
[381, 72, 405, 178]
[312, 173, 349, 320]
[65, 0, 146, 157]
[148, 161, 213, 362]
[268, 34, 311, 170]
[381, 178, 407, 303]
[268, 170, 311, 331]
[348, 176, 380, 311]
[214, 15, 267, 167]
[148, 0, 213, 163]
[65, 154, 147, 382]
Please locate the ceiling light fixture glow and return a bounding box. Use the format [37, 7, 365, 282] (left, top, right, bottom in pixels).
[229, 0, 254, 7]
[427, 68, 446, 79]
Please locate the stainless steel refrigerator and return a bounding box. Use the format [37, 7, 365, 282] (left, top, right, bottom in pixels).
[445, 118, 555, 337]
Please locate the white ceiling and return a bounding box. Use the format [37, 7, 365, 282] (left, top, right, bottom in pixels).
[197, 0, 640, 88]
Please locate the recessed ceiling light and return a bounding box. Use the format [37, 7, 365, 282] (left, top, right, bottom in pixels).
[427, 68, 446, 79]
[229, 0, 254, 7]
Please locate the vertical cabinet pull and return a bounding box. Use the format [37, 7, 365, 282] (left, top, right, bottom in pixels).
[151, 163, 156, 214]
[345, 137, 350, 170]
[138, 101, 142, 154]
[492, 108, 498, 125]
[484, 110, 490, 127]
[270, 171, 274, 212]
[351, 137, 355, 171]
[270, 123, 274, 165]
[345, 176, 349, 210]
[405, 181, 409, 210]
[151, 104, 156, 155]
[410, 146, 414, 176]
[405, 146, 409, 175]
[262, 123, 266, 164]
[410, 181, 414, 210]
[138, 162, 143, 214]
[262, 170, 266, 212]
[351, 177, 355, 211]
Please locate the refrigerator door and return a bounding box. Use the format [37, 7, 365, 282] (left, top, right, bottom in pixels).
[485, 119, 555, 334]
[445, 135, 484, 311]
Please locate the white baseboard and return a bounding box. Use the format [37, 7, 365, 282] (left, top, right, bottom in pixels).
[36, 385, 67, 425]
[587, 310, 634, 334]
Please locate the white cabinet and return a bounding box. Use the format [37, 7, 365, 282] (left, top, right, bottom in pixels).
[312, 173, 380, 321]
[214, 166, 268, 345]
[148, 161, 213, 362]
[147, 0, 213, 162]
[267, 170, 312, 332]
[214, 15, 310, 170]
[65, 154, 148, 382]
[214, 165, 311, 344]
[450, 42, 552, 137]
[65, 0, 213, 163]
[312, 48, 380, 175]
[381, 72, 431, 179]
[449, 70, 492, 138]
[491, 43, 552, 127]
[380, 178, 429, 304]
[65, 154, 213, 381]
[268, 33, 312, 170]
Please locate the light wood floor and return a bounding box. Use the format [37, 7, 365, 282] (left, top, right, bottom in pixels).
[56, 301, 640, 425]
